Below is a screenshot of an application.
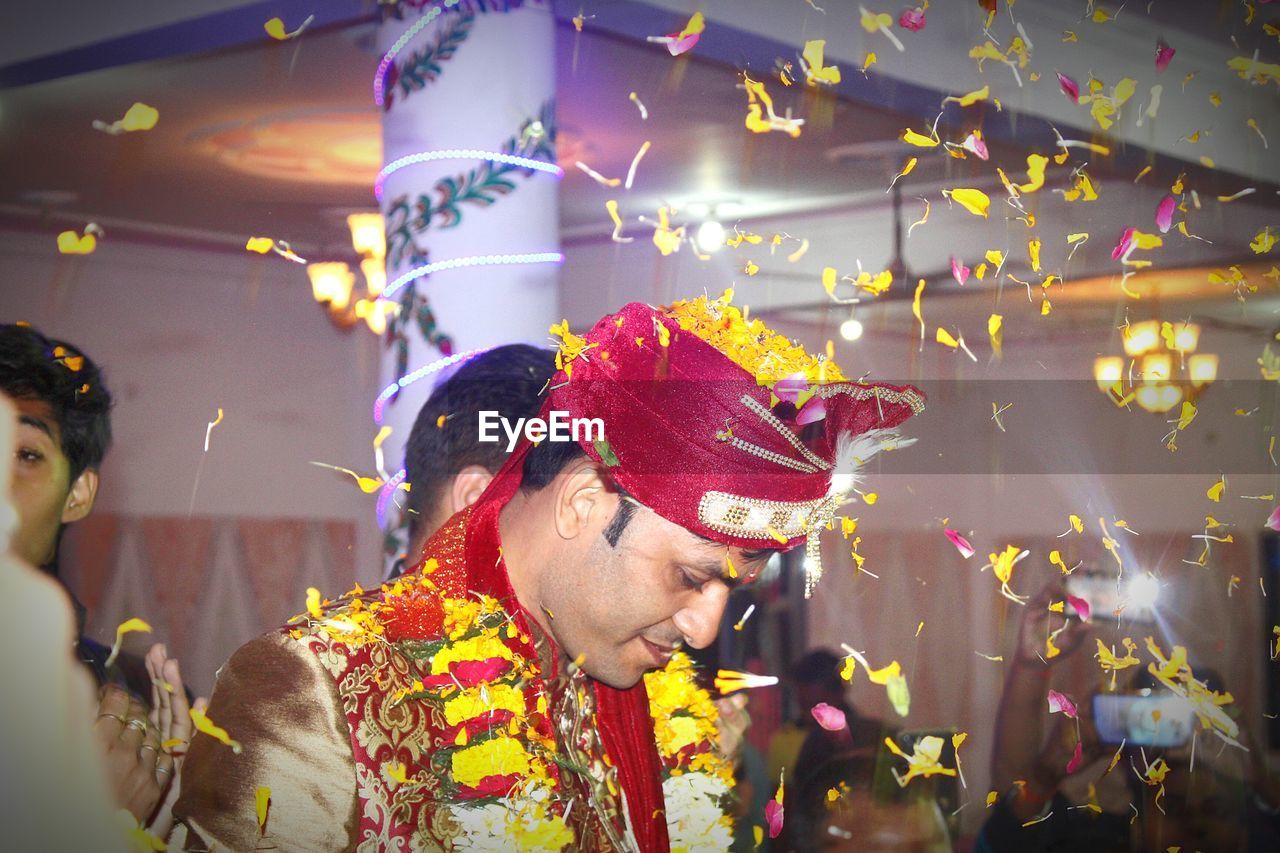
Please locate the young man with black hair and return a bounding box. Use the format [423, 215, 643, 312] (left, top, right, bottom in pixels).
[0, 323, 197, 836]
[175, 296, 925, 850]
[396, 343, 556, 572]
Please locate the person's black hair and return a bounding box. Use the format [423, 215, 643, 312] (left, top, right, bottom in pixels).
[403, 344, 555, 539]
[0, 324, 112, 482]
[793, 648, 846, 691]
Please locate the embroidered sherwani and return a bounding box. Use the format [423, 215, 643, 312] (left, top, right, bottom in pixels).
[174, 500, 677, 852]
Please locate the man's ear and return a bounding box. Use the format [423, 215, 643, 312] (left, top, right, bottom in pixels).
[61, 468, 98, 524]
[449, 464, 494, 514]
[552, 458, 610, 541]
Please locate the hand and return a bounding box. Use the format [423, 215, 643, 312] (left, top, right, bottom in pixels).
[714, 694, 750, 767]
[145, 643, 204, 839]
[94, 684, 169, 823]
[1014, 583, 1092, 668]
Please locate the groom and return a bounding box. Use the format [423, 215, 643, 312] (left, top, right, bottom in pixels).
[174, 294, 924, 850]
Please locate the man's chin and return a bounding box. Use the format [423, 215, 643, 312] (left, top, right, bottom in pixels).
[582, 659, 646, 690]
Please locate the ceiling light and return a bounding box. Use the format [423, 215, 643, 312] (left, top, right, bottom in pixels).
[695, 220, 726, 253]
[839, 317, 864, 341]
[1126, 573, 1160, 611]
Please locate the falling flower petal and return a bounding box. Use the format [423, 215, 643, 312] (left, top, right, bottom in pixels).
[715, 669, 779, 695]
[901, 127, 940, 147]
[1208, 476, 1226, 502]
[255, 787, 270, 833]
[796, 395, 827, 425]
[190, 706, 243, 754]
[56, 230, 97, 255]
[1155, 195, 1176, 233]
[1251, 227, 1278, 254]
[1065, 741, 1084, 774]
[765, 798, 784, 838]
[988, 313, 1003, 358]
[951, 256, 971, 285]
[861, 6, 905, 51]
[1067, 594, 1092, 621]
[1048, 689, 1078, 718]
[884, 735, 956, 786]
[1265, 505, 1280, 531]
[962, 130, 989, 160]
[1155, 40, 1176, 73]
[899, 7, 926, 31]
[943, 187, 991, 217]
[811, 702, 848, 731]
[264, 14, 314, 40]
[945, 528, 975, 558]
[943, 85, 991, 107]
[104, 617, 152, 669]
[92, 102, 158, 135]
[801, 39, 842, 85]
[1057, 72, 1080, 103]
[1112, 227, 1135, 261]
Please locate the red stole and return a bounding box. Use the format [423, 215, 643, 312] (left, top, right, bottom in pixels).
[460, 447, 671, 852]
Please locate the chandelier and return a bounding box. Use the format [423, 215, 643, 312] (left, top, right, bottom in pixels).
[305, 213, 396, 334]
[1093, 319, 1218, 413]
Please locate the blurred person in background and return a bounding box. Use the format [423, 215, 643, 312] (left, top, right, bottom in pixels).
[980, 582, 1280, 851]
[790, 749, 951, 852]
[390, 343, 556, 577]
[0, 391, 130, 851]
[0, 324, 200, 840]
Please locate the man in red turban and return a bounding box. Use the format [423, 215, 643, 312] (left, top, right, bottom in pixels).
[174, 293, 924, 851]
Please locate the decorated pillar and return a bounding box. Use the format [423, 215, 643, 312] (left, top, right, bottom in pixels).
[372, 0, 562, 558]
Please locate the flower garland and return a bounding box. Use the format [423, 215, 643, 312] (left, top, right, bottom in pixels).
[645, 652, 737, 853]
[296, 572, 734, 850]
[666, 290, 845, 389]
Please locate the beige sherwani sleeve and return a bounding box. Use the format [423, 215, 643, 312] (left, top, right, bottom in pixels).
[173, 633, 359, 851]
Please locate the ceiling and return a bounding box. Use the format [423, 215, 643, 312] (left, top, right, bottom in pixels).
[0, 1, 1277, 332]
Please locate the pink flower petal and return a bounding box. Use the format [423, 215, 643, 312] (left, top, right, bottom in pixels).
[774, 372, 808, 404]
[945, 528, 975, 559]
[795, 395, 827, 425]
[811, 702, 848, 731]
[1047, 689, 1078, 719]
[1057, 72, 1080, 104]
[665, 31, 700, 56]
[1267, 505, 1280, 532]
[1155, 195, 1176, 234]
[1111, 226, 1135, 261]
[1155, 40, 1175, 73]
[765, 799, 784, 838]
[951, 256, 971, 286]
[1067, 594, 1091, 622]
[962, 131, 989, 161]
[1065, 740, 1084, 774]
[899, 7, 927, 32]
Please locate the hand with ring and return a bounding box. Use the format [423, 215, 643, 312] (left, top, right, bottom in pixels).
[93, 684, 165, 823]
[144, 643, 205, 839]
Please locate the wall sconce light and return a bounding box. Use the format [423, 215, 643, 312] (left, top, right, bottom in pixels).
[308, 213, 390, 334]
[307, 262, 355, 311]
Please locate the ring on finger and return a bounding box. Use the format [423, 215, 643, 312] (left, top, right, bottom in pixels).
[155, 765, 173, 776]
[97, 713, 127, 726]
[139, 743, 160, 756]
[125, 718, 149, 735]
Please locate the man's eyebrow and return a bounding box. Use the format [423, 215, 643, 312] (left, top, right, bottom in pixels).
[18, 414, 54, 440]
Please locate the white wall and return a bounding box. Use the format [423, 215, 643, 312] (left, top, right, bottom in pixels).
[0, 230, 386, 581]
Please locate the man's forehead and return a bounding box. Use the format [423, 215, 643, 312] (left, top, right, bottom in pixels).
[13, 398, 59, 440]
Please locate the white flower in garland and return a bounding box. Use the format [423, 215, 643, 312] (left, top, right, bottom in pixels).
[662, 772, 735, 853]
[448, 781, 573, 851]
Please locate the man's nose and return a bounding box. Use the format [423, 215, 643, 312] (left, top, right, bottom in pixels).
[671, 584, 730, 649]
